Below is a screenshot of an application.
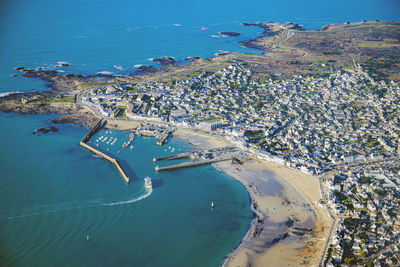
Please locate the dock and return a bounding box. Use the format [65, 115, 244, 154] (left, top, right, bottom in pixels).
[155, 157, 232, 171]
[136, 126, 174, 146]
[80, 119, 130, 184]
[155, 130, 172, 146]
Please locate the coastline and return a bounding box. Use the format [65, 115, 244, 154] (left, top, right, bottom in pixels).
[3, 20, 395, 266]
[173, 128, 332, 266]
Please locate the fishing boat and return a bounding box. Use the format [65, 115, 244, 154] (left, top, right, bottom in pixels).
[144, 176, 152, 190]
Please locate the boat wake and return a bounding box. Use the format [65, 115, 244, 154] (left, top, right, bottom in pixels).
[2, 188, 152, 220]
[105, 188, 152, 206]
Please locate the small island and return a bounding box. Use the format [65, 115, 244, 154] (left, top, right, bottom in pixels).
[1, 20, 400, 266]
[220, 31, 241, 37]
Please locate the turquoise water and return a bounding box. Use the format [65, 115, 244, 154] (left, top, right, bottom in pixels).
[1, 0, 400, 266]
[0, 113, 251, 266]
[1, 0, 399, 92]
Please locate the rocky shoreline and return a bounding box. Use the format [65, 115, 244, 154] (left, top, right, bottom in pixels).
[151, 56, 177, 66]
[0, 91, 99, 128]
[219, 31, 241, 37]
[241, 22, 305, 51]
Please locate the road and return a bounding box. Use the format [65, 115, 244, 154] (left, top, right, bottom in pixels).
[318, 172, 338, 267]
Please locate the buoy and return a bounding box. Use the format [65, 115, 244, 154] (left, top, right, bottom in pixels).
[86, 234, 90, 241]
[153, 157, 156, 163]
[211, 201, 215, 209]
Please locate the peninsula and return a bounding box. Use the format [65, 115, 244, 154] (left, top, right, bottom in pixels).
[1, 20, 400, 266]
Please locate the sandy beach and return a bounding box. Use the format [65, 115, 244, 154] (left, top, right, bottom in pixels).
[107, 123, 332, 266]
[104, 118, 142, 130]
[173, 128, 332, 266]
[174, 128, 229, 149]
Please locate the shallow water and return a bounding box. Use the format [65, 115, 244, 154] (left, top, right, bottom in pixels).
[0, 113, 252, 266]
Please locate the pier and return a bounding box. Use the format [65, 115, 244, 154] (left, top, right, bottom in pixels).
[80, 119, 130, 184]
[155, 130, 172, 146]
[155, 152, 192, 162]
[155, 157, 233, 171]
[136, 126, 174, 146]
[81, 118, 105, 143]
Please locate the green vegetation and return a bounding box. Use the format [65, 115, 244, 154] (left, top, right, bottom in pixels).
[116, 107, 127, 118]
[125, 84, 138, 91]
[344, 257, 356, 265]
[373, 188, 387, 198]
[38, 96, 75, 103]
[365, 140, 378, 148]
[324, 244, 334, 266]
[81, 82, 111, 90]
[342, 65, 353, 71]
[359, 176, 372, 184]
[344, 217, 359, 226]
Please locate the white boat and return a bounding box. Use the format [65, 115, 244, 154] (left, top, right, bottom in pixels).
[211, 201, 215, 208]
[144, 177, 152, 190]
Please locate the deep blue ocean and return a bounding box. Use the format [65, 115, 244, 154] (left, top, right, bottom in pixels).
[0, 0, 399, 266]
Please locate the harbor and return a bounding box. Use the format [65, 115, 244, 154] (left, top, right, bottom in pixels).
[80, 119, 130, 184]
[135, 124, 174, 146]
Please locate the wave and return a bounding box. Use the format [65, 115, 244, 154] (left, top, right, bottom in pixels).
[3, 188, 152, 220]
[97, 71, 114, 75]
[209, 34, 228, 38]
[214, 50, 230, 56]
[56, 61, 71, 67]
[0, 91, 22, 97]
[173, 24, 182, 27]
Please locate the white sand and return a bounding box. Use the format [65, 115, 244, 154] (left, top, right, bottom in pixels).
[110, 123, 332, 266]
[174, 128, 332, 266]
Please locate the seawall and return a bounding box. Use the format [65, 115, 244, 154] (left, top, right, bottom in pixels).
[80, 119, 130, 184]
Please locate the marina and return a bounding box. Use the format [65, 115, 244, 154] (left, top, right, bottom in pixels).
[80, 119, 130, 184]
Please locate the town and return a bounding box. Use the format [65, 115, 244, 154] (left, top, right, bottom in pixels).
[77, 63, 400, 266]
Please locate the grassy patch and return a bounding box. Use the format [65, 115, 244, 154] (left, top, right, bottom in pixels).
[116, 107, 127, 118]
[39, 96, 75, 103]
[365, 140, 378, 148]
[80, 82, 112, 90]
[373, 188, 387, 198]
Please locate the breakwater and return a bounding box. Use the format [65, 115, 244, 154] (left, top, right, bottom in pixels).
[80, 119, 130, 184]
[155, 152, 192, 162]
[155, 157, 233, 171]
